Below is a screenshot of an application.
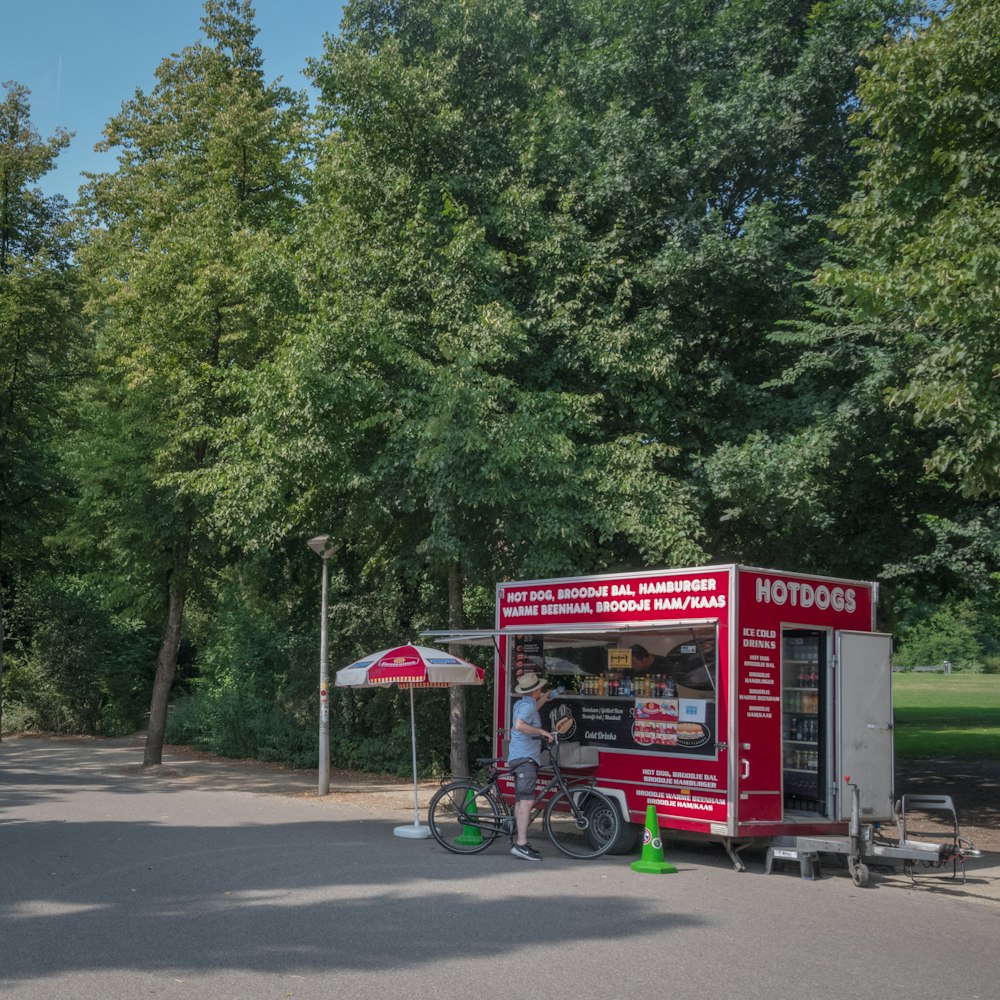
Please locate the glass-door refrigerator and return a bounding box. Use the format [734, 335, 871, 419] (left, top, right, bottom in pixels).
[781, 629, 827, 815]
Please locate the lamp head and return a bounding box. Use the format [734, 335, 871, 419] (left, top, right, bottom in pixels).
[307, 535, 340, 559]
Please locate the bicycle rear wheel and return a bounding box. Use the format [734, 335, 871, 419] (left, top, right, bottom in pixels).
[543, 787, 622, 859]
[427, 780, 504, 855]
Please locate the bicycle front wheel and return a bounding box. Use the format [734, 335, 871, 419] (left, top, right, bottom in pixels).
[543, 787, 622, 859]
[427, 780, 504, 855]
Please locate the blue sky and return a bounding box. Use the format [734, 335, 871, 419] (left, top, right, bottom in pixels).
[2, 1, 344, 201]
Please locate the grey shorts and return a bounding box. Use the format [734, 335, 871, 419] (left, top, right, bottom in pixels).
[508, 758, 538, 801]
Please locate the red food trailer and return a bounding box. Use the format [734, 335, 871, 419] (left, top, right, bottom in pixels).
[433, 563, 894, 868]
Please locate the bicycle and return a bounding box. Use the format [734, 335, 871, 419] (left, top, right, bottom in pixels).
[427, 734, 622, 860]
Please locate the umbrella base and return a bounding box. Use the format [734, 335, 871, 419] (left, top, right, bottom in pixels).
[394, 821, 431, 840]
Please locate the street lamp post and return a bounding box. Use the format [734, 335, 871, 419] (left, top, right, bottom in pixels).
[307, 535, 338, 795]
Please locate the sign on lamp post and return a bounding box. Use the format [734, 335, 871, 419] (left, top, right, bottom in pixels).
[307, 535, 338, 795]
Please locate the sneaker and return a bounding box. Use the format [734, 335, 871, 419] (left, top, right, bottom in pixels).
[510, 842, 542, 862]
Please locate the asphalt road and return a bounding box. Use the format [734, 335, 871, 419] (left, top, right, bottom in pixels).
[2, 735, 999, 1000]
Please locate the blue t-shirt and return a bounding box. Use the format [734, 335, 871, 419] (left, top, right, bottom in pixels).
[507, 695, 542, 763]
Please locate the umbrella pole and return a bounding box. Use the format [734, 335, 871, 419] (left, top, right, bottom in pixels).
[394, 686, 430, 839]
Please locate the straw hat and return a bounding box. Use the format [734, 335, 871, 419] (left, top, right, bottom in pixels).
[513, 671, 547, 695]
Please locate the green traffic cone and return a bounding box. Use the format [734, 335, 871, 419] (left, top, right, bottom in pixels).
[631, 804, 677, 874]
[454, 787, 483, 847]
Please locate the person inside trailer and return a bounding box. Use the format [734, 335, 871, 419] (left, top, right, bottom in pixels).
[631, 634, 716, 694]
[630, 644, 672, 676]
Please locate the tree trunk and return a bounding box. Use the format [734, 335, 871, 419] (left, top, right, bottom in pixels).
[144, 537, 189, 766]
[447, 560, 469, 778]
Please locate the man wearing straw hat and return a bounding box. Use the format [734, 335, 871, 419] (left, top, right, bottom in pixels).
[507, 671, 555, 861]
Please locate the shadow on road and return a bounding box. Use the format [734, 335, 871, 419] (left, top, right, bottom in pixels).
[1, 735, 708, 987]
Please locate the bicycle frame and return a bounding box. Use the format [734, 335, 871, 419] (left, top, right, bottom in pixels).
[469, 739, 597, 834]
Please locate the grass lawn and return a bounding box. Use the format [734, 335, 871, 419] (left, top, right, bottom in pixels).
[893, 672, 1000, 760]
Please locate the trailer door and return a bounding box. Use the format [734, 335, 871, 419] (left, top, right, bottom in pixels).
[835, 631, 894, 823]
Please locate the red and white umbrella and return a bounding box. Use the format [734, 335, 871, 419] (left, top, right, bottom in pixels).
[335, 644, 485, 838]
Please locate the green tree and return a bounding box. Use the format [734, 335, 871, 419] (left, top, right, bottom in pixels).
[299, 0, 912, 573]
[817, 0, 1000, 497]
[280, 0, 908, 771]
[3, 575, 157, 735]
[186, 0, 923, 776]
[701, 282, 968, 590]
[894, 598, 1000, 672]
[0, 81, 71, 271]
[301, 0, 697, 772]
[0, 81, 78, 739]
[738, 0, 1000, 631]
[72, 0, 308, 764]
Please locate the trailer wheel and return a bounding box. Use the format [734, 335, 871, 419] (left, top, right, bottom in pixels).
[587, 802, 639, 856]
[607, 820, 641, 856]
[849, 860, 869, 887]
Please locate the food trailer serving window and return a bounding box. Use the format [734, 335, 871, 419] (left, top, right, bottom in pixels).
[512, 625, 718, 757]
